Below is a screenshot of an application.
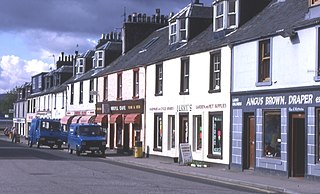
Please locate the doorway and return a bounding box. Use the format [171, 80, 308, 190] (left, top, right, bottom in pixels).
[179, 114, 189, 144]
[243, 113, 255, 170]
[109, 124, 115, 149]
[289, 113, 305, 177]
[123, 124, 130, 152]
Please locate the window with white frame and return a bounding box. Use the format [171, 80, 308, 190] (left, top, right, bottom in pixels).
[133, 70, 139, 98]
[117, 73, 122, 100]
[96, 51, 104, 68]
[104, 76, 108, 101]
[168, 115, 175, 149]
[155, 63, 163, 95]
[32, 78, 36, 90]
[89, 79, 94, 103]
[169, 22, 177, 44]
[70, 84, 74, 105]
[179, 18, 187, 41]
[258, 39, 271, 83]
[209, 51, 221, 92]
[38, 76, 42, 89]
[77, 59, 84, 73]
[154, 113, 163, 151]
[193, 115, 202, 151]
[214, 0, 238, 31]
[79, 82, 83, 104]
[310, 0, 320, 6]
[180, 57, 189, 94]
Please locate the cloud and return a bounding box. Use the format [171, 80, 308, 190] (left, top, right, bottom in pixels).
[0, 55, 51, 93]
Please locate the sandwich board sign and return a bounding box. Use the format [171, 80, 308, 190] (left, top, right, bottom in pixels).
[179, 143, 192, 165]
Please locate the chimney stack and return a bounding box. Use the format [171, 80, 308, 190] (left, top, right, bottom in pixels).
[61, 52, 64, 62]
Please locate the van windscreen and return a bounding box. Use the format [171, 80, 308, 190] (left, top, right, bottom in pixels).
[78, 126, 102, 136]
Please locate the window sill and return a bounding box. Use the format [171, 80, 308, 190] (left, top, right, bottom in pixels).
[117, 98, 122, 101]
[79, 102, 83, 104]
[208, 89, 221, 93]
[89, 100, 94, 103]
[132, 96, 139, 99]
[207, 154, 222, 159]
[179, 91, 189, 95]
[256, 81, 272, 87]
[155, 93, 163, 96]
[70, 103, 73, 105]
[314, 76, 320, 82]
[153, 148, 162, 152]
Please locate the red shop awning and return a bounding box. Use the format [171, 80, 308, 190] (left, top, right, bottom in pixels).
[124, 114, 140, 124]
[109, 114, 122, 124]
[60, 115, 75, 125]
[71, 116, 82, 124]
[95, 114, 108, 124]
[79, 115, 96, 124]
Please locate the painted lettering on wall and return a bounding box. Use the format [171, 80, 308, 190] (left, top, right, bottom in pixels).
[195, 104, 227, 109]
[149, 106, 175, 111]
[243, 94, 315, 107]
[177, 104, 192, 112]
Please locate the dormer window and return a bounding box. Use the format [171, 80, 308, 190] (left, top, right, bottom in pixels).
[169, 22, 177, 44]
[77, 59, 84, 74]
[93, 51, 104, 68]
[213, 0, 238, 31]
[169, 17, 188, 44]
[310, 0, 320, 6]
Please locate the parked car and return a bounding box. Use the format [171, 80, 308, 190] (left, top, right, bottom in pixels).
[67, 123, 106, 157]
[28, 118, 63, 149]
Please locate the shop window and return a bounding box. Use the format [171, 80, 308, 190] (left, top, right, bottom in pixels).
[180, 57, 189, 95]
[155, 63, 163, 95]
[316, 108, 320, 162]
[117, 73, 122, 100]
[257, 39, 271, 85]
[193, 115, 202, 151]
[70, 83, 74, 105]
[116, 124, 122, 147]
[104, 76, 108, 101]
[168, 115, 175, 149]
[79, 81, 83, 104]
[153, 113, 163, 151]
[209, 51, 221, 92]
[208, 112, 223, 159]
[263, 111, 281, 158]
[89, 79, 94, 103]
[133, 69, 139, 98]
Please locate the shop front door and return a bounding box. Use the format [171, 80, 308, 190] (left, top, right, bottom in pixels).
[243, 113, 255, 170]
[179, 114, 189, 144]
[289, 113, 305, 177]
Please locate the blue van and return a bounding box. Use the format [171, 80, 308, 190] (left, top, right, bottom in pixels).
[67, 123, 106, 156]
[28, 118, 63, 149]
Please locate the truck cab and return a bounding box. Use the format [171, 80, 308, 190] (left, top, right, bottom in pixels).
[28, 118, 63, 149]
[67, 123, 106, 156]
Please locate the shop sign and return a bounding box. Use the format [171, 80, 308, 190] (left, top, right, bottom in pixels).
[99, 99, 144, 114]
[195, 103, 227, 110]
[149, 106, 174, 112]
[177, 104, 192, 112]
[232, 92, 320, 109]
[179, 143, 193, 165]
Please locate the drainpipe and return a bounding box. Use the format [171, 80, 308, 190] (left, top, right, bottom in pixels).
[228, 43, 235, 170]
[144, 65, 147, 157]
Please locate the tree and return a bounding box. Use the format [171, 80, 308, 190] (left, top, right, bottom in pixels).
[0, 88, 17, 118]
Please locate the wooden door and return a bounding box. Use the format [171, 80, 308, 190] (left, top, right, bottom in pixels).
[249, 116, 255, 169]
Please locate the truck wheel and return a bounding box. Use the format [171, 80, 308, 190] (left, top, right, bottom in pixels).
[68, 145, 73, 154]
[76, 150, 80, 156]
[58, 144, 62, 149]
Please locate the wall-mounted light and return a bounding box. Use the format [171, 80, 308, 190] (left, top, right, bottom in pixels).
[276, 29, 297, 38]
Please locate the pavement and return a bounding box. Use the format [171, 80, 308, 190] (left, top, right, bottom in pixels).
[1, 133, 319, 194]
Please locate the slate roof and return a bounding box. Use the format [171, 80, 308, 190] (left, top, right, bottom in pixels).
[230, 0, 317, 45]
[78, 50, 94, 58]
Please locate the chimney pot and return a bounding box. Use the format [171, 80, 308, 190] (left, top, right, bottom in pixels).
[132, 12, 137, 22]
[61, 52, 64, 61]
[137, 13, 142, 22]
[147, 16, 151, 23]
[152, 15, 155, 23]
[128, 15, 132, 22]
[143, 14, 146, 22]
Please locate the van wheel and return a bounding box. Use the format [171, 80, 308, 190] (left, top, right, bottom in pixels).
[76, 150, 80, 156]
[68, 145, 73, 154]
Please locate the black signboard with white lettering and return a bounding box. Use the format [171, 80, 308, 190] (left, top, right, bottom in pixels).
[232, 89, 320, 111]
[96, 99, 144, 114]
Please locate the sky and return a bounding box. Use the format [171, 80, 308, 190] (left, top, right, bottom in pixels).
[0, 0, 213, 94]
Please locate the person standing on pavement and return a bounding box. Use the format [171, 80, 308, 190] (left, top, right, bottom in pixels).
[11, 126, 17, 143]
